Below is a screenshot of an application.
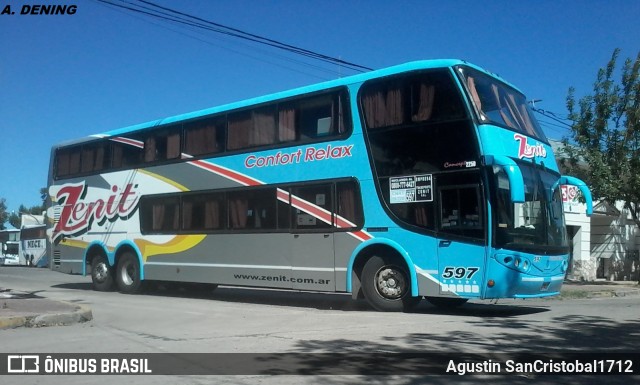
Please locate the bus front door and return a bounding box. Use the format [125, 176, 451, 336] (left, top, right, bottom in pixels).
[437, 239, 485, 297]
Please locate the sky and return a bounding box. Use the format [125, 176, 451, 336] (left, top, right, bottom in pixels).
[1, 0, 639, 216]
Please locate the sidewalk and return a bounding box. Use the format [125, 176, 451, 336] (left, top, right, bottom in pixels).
[0, 288, 92, 330]
[556, 280, 640, 299]
[1, 281, 639, 330]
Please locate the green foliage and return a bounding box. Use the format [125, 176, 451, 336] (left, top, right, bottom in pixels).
[0, 191, 46, 230]
[8, 203, 45, 229]
[0, 198, 7, 230]
[563, 49, 640, 223]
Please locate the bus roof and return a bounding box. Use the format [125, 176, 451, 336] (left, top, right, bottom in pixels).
[56, 59, 515, 148]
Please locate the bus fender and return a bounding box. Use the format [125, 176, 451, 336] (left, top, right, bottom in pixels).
[346, 238, 418, 297]
[82, 241, 110, 276]
[113, 240, 145, 281]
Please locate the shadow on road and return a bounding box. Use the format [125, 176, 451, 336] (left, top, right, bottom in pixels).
[51, 282, 549, 317]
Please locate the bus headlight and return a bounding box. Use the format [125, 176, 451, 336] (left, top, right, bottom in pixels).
[513, 257, 530, 272]
[496, 253, 531, 272]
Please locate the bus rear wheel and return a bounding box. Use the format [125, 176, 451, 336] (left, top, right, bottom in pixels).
[91, 254, 114, 291]
[361, 255, 421, 312]
[116, 251, 143, 294]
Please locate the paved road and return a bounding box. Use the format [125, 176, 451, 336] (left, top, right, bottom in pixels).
[1, 267, 638, 384]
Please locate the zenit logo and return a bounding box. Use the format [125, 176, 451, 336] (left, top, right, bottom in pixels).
[51, 182, 140, 244]
[514, 134, 547, 159]
[1, 4, 78, 16]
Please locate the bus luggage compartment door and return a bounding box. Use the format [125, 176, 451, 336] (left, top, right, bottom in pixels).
[291, 233, 336, 291]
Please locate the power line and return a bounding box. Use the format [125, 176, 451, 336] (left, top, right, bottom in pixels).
[97, 0, 341, 81]
[95, 0, 372, 74]
[532, 107, 573, 128]
[136, 0, 372, 71]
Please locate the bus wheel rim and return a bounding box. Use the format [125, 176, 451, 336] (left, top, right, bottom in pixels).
[95, 262, 109, 282]
[375, 266, 406, 299]
[120, 261, 135, 286]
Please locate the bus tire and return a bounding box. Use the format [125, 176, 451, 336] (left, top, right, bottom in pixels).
[91, 254, 114, 291]
[425, 297, 468, 308]
[115, 251, 143, 294]
[361, 255, 421, 312]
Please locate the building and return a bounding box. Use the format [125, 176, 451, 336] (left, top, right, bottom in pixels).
[552, 140, 640, 281]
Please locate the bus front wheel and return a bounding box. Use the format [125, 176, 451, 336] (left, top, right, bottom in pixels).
[361, 255, 421, 312]
[115, 252, 143, 294]
[91, 255, 114, 291]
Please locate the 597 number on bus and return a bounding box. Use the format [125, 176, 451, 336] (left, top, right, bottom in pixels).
[442, 266, 479, 279]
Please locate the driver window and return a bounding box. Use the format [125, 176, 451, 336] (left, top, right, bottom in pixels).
[439, 184, 483, 239]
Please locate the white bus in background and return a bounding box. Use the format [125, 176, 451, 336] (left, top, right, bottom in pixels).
[20, 214, 47, 267]
[0, 229, 20, 266]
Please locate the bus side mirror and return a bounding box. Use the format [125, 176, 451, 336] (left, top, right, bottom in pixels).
[483, 155, 525, 203]
[554, 176, 594, 216]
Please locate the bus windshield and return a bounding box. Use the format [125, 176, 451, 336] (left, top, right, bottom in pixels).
[459, 66, 547, 142]
[5, 243, 19, 255]
[492, 163, 568, 253]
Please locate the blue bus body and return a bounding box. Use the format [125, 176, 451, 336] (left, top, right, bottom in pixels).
[47, 60, 592, 311]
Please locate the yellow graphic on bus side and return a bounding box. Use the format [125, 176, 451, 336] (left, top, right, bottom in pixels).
[134, 234, 207, 261]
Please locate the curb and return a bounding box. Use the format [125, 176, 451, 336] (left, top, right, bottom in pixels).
[0, 302, 93, 330]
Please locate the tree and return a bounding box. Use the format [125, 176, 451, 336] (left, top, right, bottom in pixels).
[1, 189, 47, 229]
[8, 203, 46, 229]
[0, 198, 8, 230]
[563, 48, 640, 224]
[562, 49, 640, 282]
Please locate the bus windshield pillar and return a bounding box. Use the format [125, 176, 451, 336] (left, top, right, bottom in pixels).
[555, 175, 594, 216]
[484, 155, 525, 203]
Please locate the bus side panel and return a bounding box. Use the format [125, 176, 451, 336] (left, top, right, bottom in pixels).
[142, 233, 294, 289]
[333, 232, 365, 292]
[50, 243, 86, 275]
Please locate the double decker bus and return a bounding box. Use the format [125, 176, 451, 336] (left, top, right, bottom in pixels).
[20, 214, 47, 267]
[0, 229, 20, 266]
[46, 60, 592, 311]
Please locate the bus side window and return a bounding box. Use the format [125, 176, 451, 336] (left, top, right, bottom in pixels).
[291, 184, 333, 231]
[112, 140, 143, 168]
[81, 142, 110, 173]
[184, 117, 226, 156]
[144, 128, 181, 162]
[182, 193, 225, 231]
[55, 148, 72, 177]
[228, 106, 277, 150]
[140, 197, 180, 233]
[298, 95, 337, 139]
[335, 181, 363, 229]
[228, 189, 277, 230]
